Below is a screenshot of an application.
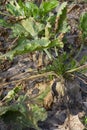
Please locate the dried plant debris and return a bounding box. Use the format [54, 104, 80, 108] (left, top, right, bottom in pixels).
[43, 91, 54, 110]
[43, 78, 66, 110]
[58, 114, 85, 130]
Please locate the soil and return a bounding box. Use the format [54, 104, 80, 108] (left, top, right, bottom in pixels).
[0, 1, 87, 130]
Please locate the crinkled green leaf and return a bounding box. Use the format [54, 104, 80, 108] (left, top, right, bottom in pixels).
[80, 12, 87, 39]
[56, 2, 67, 32]
[21, 17, 45, 38]
[0, 103, 27, 117]
[40, 0, 59, 14]
[30, 104, 47, 129]
[0, 100, 47, 130]
[11, 23, 29, 38]
[57, 2, 67, 17]
[2, 37, 63, 60]
[6, 0, 39, 18]
[0, 1, 65, 61]
[0, 103, 34, 129]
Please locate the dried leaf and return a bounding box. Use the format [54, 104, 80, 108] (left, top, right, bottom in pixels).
[43, 92, 54, 110]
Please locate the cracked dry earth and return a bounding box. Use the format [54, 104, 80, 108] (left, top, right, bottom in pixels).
[0, 1, 87, 130]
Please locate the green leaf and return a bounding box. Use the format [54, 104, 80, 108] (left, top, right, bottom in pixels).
[0, 104, 26, 117]
[46, 53, 68, 75]
[80, 55, 87, 65]
[0, 100, 47, 130]
[60, 20, 70, 33]
[68, 59, 77, 70]
[25, 2, 39, 17]
[6, 1, 23, 16]
[40, 0, 59, 14]
[2, 90, 15, 102]
[2, 86, 22, 103]
[21, 17, 45, 38]
[0, 103, 34, 129]
[6, 0, 39, 17]
[56, 2, 68, 32]
[0, 19, 9, 27]
[2, 37, 63, 60]
[56, 2, 67, 17]
[45, 22, 51, 38]
[85, 116, 87, 125]
[80, 12, 87, 39]
[11, 23, 29, 38]
[30, 104, 47, 129]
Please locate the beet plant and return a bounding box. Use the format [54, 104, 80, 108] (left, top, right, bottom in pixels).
[0, 0, 87, 130]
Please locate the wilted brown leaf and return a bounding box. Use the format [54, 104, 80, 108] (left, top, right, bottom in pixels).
[43, 91, 54, 110]
[58, 114, 85, 130]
